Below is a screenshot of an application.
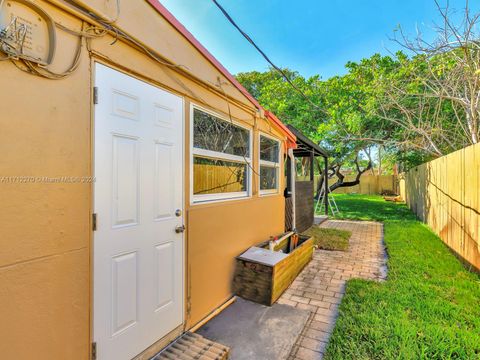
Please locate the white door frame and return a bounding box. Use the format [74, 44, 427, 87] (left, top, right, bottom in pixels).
[91, 60, 186, 359]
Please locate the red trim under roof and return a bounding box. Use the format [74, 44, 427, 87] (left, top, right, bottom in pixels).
[146, 0, 296, 146]
[265, 111, 297, 148]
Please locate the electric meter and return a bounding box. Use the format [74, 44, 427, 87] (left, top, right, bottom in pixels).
[0, 0, 56, 65]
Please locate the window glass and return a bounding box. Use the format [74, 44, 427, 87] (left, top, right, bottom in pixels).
[260, 166, 277, 190]
[259, 135, 280, 193]
[193, 156, 247, 195]
[260, 136, 279, 162]
[193, 109, 250, 157]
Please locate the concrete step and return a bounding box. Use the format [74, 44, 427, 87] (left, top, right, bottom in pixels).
[154, 332, 230, 360]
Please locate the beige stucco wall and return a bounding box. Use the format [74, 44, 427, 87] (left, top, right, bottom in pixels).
[183, 99, 287, 327]
[0, 0, 288, 358]
[186, 196, 285, 326]
[0, 8, 92, 357]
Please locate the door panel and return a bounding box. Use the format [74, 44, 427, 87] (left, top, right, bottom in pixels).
[112, 135, 139, 227]
[111, 251, 138, 335]
[155, 242, 174, 310]
[94, 63, 184, 360]
[154, 142, 174, 220]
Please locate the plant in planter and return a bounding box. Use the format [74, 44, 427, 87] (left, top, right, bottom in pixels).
[233, 233, 314, 306]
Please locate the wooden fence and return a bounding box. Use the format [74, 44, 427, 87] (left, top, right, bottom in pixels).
[329, 174, 397, 195]
[193, 162, 245, 195]
[295, 181, 314, 232]
[299, 174, 398, 195]
[399, 143, 480, 271]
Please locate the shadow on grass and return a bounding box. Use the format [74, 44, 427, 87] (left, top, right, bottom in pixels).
[324, 194, 416, 222]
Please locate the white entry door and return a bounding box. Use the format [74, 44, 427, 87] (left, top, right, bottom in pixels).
[93, 63, 184, 360]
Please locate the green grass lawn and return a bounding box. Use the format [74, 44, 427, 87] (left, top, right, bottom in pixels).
[321, 194, 480, 360]
[302, 226, 351, 251]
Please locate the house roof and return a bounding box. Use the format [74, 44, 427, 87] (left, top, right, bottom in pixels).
[146, 0, 296, 147]
[287, 125, 328, 158]
[264, 111, 297, 148]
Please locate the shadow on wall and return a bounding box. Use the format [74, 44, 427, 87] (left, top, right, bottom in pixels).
[400, 143, 480, 272]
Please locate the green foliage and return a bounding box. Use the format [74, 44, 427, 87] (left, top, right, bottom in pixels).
[236, 56, 404, 170]
[236, 69, 324, 139]
[237, 66, 379, 169]
[236, 48, 476, 170]
[322, 194, 480, 359]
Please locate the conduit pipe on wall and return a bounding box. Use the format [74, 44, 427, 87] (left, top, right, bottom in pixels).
[66, 0, 119, 24]
[45, 0, 104, 28]
[43, 0, 258, 116]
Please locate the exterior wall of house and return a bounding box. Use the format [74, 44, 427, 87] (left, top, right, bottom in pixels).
[184, 98, 286, 325]
[0, 0, 287, 358]
[0, 6, 92, 357]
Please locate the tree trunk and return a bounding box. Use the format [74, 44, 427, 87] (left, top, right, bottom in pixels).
[329, 156, 373, 192]
[378, 145, 382, 176]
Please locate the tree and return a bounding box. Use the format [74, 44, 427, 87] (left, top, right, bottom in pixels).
[236, 0, 480, 191]
[237, 69, 375, 195]
[237, 69, 325, 137]
[378, 0, 480, 152]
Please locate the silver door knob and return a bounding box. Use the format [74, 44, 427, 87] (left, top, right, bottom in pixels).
[175, 225, 186, 233]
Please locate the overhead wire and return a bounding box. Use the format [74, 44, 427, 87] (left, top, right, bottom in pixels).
[216, 78, 289, 195]
[61, 0, 188, 71]
[1, 0, 286, 193]
[211, 0, 324, 113]
[2, 0, 291, 148]
[2, 0, 187, 79]
[216, 78, 260, 178]
[54, 21, 108, 38]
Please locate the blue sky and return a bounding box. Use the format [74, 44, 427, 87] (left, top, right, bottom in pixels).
[160, 0, 473, 79]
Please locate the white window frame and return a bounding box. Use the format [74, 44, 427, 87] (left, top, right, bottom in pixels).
[259, 132, 281, 196]
[190, 104, 252, 204]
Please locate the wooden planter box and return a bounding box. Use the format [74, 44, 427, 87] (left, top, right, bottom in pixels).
[233, 234, 314, 306]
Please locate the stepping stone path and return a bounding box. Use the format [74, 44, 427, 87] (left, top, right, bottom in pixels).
[279, 220, 387, 360]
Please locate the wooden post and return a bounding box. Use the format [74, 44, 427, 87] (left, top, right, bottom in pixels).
[286, 155, 292, 194]
[324, 156, 329, 215]
[288, 149, 296, 230]
[310, 151, 314, 181]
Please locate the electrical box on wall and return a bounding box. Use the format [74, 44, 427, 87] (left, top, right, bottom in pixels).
[0, 0, 56, 65]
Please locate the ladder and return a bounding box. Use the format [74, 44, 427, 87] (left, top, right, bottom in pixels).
[315, 187, 339, 216]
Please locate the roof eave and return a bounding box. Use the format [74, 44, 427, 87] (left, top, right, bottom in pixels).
[287, 125, 328, 157]
[264, 111, 297, 149]
[146, 0, 261, 109]
[146, 0, 296, 147]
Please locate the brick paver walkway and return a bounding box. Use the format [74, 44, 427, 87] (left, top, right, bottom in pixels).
[278, 220, 387, 360]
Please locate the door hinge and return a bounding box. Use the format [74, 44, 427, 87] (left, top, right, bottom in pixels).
[91, 342, 97, 360]
[93, 86, 99, 104]
[92, 213, 97, 231]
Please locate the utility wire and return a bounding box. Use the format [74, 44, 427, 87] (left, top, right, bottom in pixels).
[211, 0, 324, 113]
